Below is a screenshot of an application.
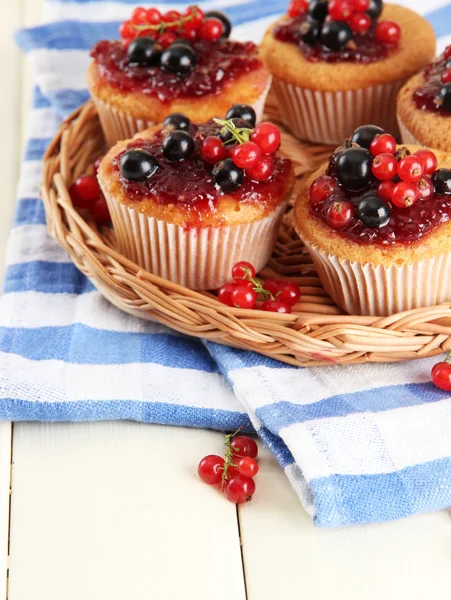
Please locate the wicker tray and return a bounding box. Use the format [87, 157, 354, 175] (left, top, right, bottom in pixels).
[41, 96, 451, 367]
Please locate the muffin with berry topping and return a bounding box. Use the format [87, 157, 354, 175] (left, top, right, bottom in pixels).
[87, 4, 271, 147]
[294, 124, 451, 315]
[97, 108, 294, 290]
[261, 0, 435, 144]
[397, 44, 451, 152]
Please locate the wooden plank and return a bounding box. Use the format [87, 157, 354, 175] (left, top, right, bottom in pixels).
[240, 443, 451, 600]
[8, 423, 247, 600]
[0, 425, 12, 600]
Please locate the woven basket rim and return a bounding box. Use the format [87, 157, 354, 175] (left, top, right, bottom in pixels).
[40, 98, 451, 367]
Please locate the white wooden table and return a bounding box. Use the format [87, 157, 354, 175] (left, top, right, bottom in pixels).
[2, 4, 451, 599]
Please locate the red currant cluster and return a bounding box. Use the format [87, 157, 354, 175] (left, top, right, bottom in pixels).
[431, 353, 451, 392]
[217, 261, 301, 313]
[69, 156, 110, 224]
[287, 0, 400, 49]
[198, 428, 259, 504]
[119, 5, 227, 49]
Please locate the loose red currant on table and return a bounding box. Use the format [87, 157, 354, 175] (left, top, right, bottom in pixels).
[217, 282, 237, 307]
[417, 176, 434, 200]
[226, 475, 256, 504]
[309, 175, 335, 204]
[246, 155, 274, 182]
[231, 435, 259, 459]
[201, 136, 227, 164]
[375, 20, 401, 46]
[287, 0, 309, 17]
[398, 155, 424, 183]
[230, 142, 262, 169]
[261, 299, 292, 313]
[377, 180, 395, 202]
[276, 281, 301, 306]
[431, 355, 451, 392]
[232, 260, 256, 282]
[370, 133, 397, 156]
[199, 18, 224, 41]
[413, 149, 437, 175]
[198, 455, 225, 484]
[231, 285, 257, 309]
[251, 123, 281, 155]
[372, 153, 398, 180]
[328, 0, 355, 21]
[69, 174, 101, 208]
[326, 201, 354, 230]
[237, 457, 259, 478]
[391, 181, 419, 208]
[350, 12, 372, 34]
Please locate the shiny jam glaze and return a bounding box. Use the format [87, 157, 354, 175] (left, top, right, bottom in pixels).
[91, 39, 262, 103]
[413, 56, 451, 116]
[310, 178, 451, 246]
[113, 121, 292, 217]
[273, 15, 391, 63]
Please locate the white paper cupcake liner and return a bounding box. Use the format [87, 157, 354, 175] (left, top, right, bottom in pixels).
[271, 77, 406, 145]
[303, 239, 451, 316]
[93, 78, 272, 148]
[105, 198, 288, 290]
[397, 115, 422, 146]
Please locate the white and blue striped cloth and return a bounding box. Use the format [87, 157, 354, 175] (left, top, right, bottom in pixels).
[3, 0, 451, 527]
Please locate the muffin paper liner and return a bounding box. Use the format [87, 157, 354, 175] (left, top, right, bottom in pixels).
[303, 239, 451, 317]
[93, 78, 272, 148]
[397, 116, 422, 146]
[104, 198, 288, 290]
[271, 77, 406, 145]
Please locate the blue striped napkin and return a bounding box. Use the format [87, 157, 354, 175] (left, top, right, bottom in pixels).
[4, 0, 451, 527]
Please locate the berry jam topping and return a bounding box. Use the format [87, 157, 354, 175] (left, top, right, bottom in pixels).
[413, 45, 451, 115]
[92, 5, 261, 102]
[309, 124, 451, 245]
[274, 0, 400, 63]
[115, 108, 291, 213]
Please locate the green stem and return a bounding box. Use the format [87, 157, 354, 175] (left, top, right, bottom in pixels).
[213, 118, 253, 146]
[221, 426, 242, 490]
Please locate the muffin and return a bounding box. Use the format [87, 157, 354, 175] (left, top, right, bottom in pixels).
[397, 44, 451, 152]
[97, 108, 295, 290]
[294, 124, 451, 316]
[88, 5, 271, 147]
[261, 0, 436, 145]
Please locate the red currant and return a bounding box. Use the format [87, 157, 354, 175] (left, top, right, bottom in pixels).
[246, 155, 274, 182]
[372, 153, 398, 180]
[69, 174, 101, 208]
[119, 20, 135, 39]
[232, 261, 256, 282]
[263, 277, 282, 297]
[431, 360, 451, 391]
[413, 149, 438, 175]
[231, 436, 258, 459]
[326, 201, 354, 230]
[398, 155, 424, 183]
[91, 197, 110, 223]
[417, 176, 434, 200]
[198, 455, 225, 484]
[158, 31, 177, 49]
[441, 70, 451, 84]
[261, 299, 292, 313]
[218, 282, 237, 306]
[231, 285, 257, 309]
[370, 133, 397, 156]
[251, 123, 281, 155]
[199, 18, 224, 41]
[276, 282, 301, 306]
[184, 5, 204, 29]
[145, 8, 161, 24]
[231, 142, 262, 169]
[162, 10, 181, 24]
[201, 136, 227, 164]
[137, 28, 158, 40]
[180, 25, 198, 41]
[350, 12, 372, 33]
[375, 20, 401, 46]
[226, 475, 256, 504]
[328, 0, 355, 21]
[377, 180, 395, 202]
[309, 175, 335, 204]
[131, 6, 148, 25]
[445, 45, 451, 60]
[237, 457, 259, 479]
[287, 0, 309, 17]
[353, 0, 370, 11]
[391, 181, 419, 208]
